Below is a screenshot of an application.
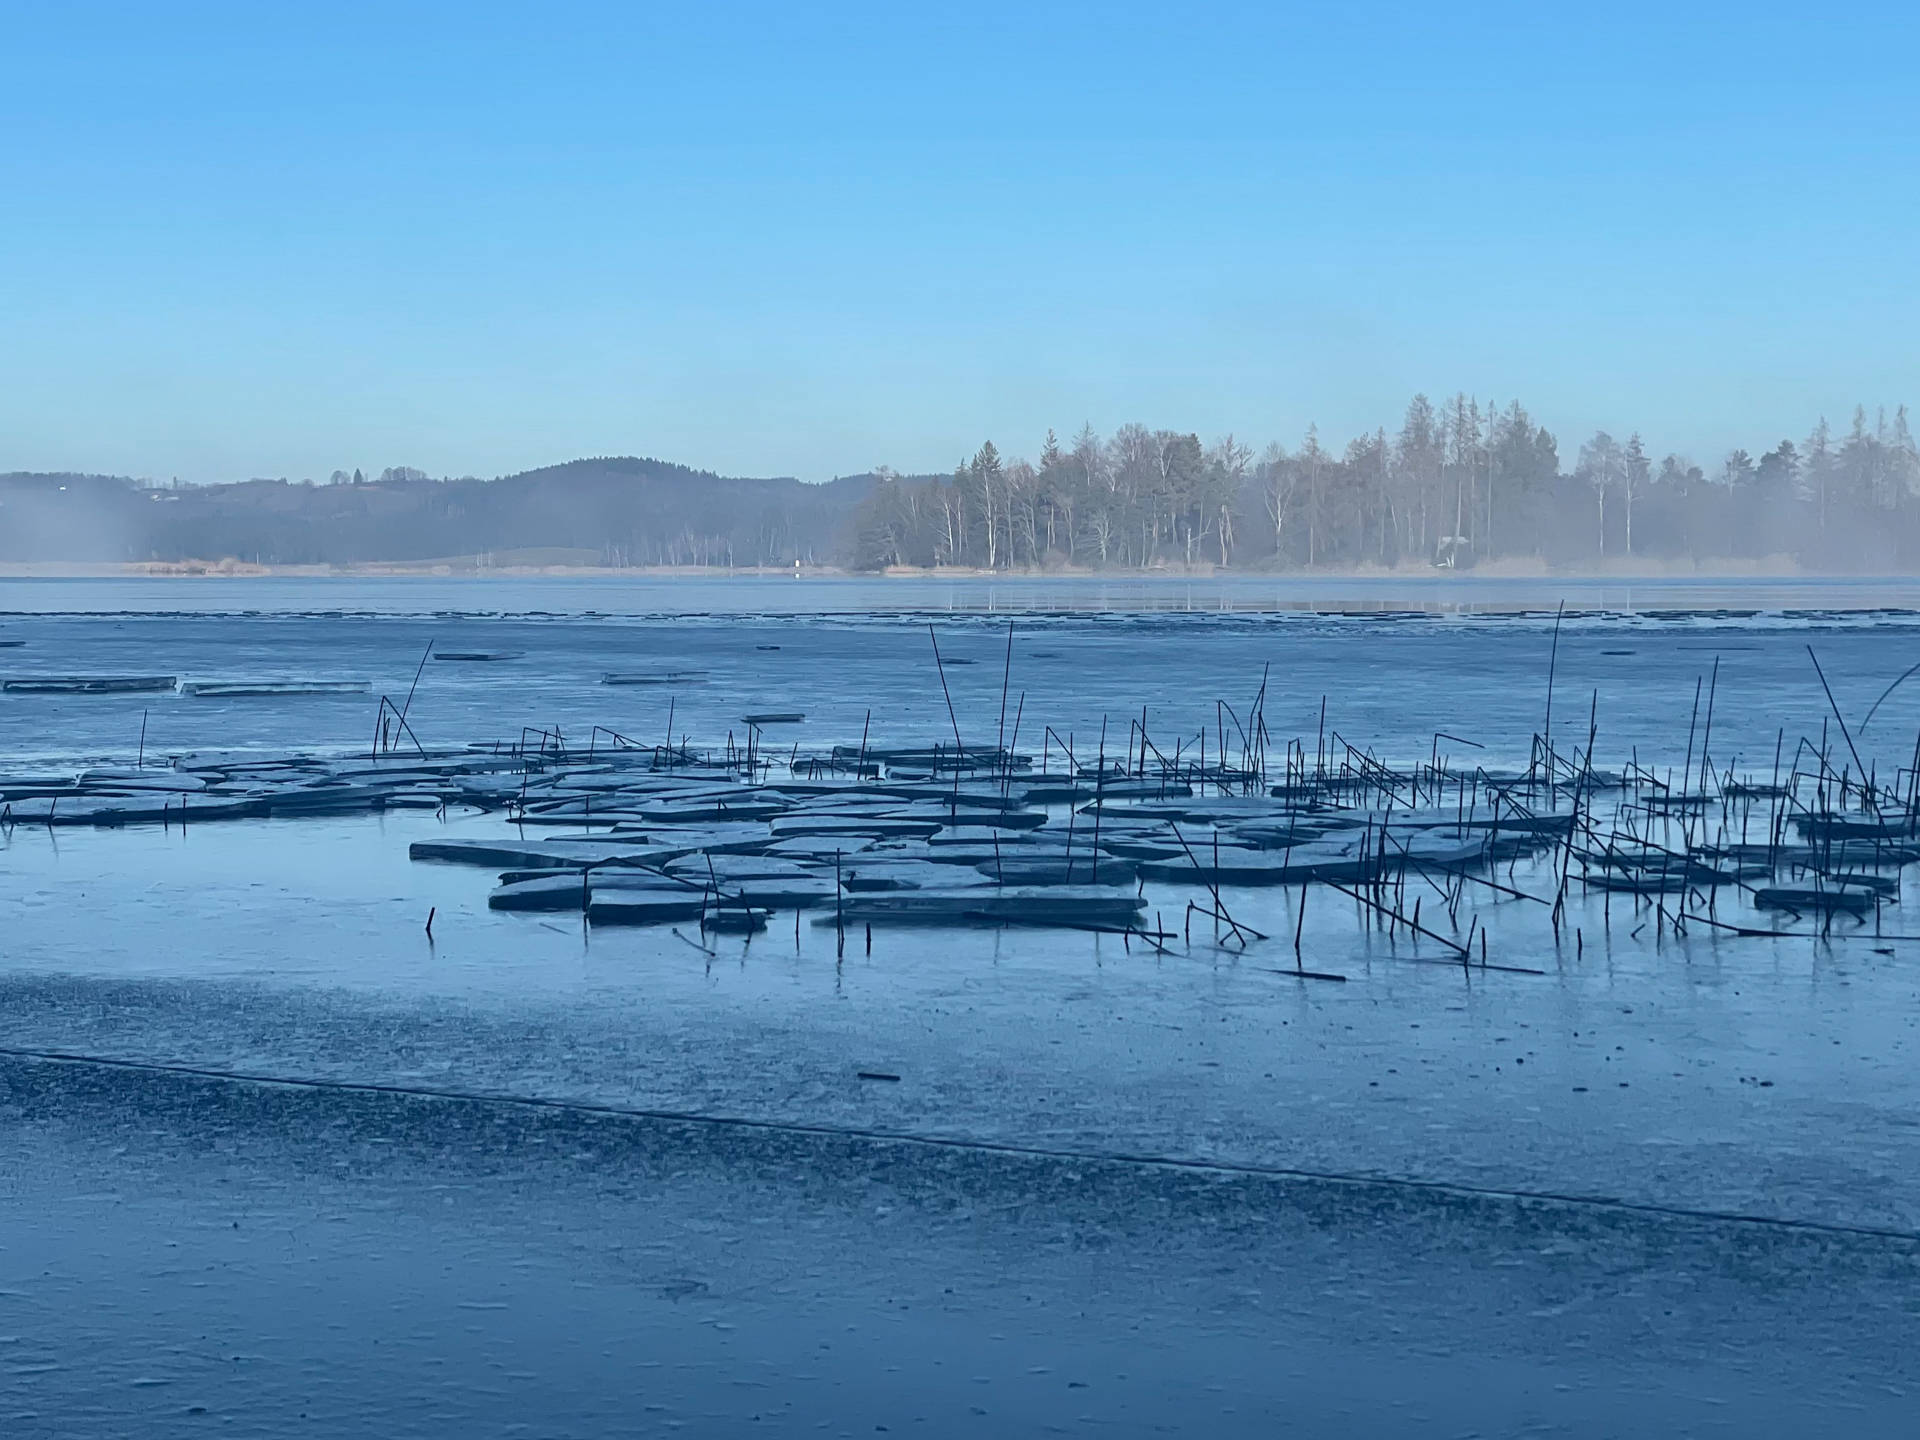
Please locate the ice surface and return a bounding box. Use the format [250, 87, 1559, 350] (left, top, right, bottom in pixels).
[8, 1053, 1916, 1438]
[2, 805, 1918, 1233]
[5, 575, 1920, 780]
[4, 576, 1920, 1434]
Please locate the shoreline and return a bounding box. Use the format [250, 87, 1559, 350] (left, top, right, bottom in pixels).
[0, 558, 1892, 583]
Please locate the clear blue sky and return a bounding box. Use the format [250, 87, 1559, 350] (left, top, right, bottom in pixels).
[3, 2, 1914, 483]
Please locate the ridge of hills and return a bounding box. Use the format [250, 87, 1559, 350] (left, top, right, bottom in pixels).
[0, 458, 892, 567]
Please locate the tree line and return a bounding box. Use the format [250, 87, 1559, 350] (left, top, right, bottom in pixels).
[851, 399, 1920, 571]
[5, 401, 1918, 570]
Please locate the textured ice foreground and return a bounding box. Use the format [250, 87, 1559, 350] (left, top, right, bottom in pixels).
[6, 1053, 1917, 1438]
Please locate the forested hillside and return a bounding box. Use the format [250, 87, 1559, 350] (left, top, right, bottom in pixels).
[0, 458, 870, 567]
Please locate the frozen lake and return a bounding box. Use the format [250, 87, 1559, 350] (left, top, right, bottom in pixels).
[5, 573, 1920, 775]
[4, 575, 1920, 1435]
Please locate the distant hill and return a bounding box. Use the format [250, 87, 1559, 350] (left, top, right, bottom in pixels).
[0, 459, 890, 567]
